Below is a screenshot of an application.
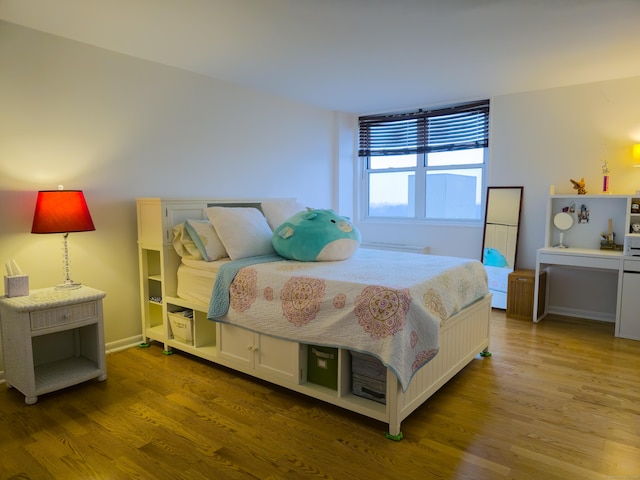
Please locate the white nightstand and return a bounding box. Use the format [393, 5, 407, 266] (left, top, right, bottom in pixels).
[0, 286, 107, 404]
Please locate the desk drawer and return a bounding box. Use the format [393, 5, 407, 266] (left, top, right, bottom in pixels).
[30, 302, 98, 331]
[538, 253, 619, 270]
[623, 258, 640, 273]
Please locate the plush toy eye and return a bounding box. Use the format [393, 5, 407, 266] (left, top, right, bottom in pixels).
[331, 219, 336, 223]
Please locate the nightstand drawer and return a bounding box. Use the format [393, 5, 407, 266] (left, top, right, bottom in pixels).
[30, 301, 98, 331]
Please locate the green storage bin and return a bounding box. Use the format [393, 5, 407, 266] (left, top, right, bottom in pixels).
[307, 345, 338, 390]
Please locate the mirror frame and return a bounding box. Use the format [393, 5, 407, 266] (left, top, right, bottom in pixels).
[481, 186, 524, 270]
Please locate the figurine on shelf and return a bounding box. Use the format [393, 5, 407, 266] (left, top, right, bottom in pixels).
[570, 177, 587, 195]
[602, 160, 610, 193]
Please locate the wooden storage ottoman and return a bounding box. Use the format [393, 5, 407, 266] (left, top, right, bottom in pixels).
[351, 351, 387, 404]
[507, 269, 546, 320]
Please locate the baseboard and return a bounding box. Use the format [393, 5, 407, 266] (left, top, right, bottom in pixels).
[546, 305, 615, 323]
[105, 335, 144, 354]
[360, 242, 429, 254]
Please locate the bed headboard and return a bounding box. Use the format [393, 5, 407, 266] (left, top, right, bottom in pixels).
[136, 197, 296, 302]
[136, 197, 275, 247]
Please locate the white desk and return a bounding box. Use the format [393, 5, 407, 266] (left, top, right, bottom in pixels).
[533, 247, 623, 323]
[534, 193, 640, 339]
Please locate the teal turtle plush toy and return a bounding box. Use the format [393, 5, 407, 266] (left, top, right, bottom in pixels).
[272, 208, 361, 261]
[483, 247, 509, 268]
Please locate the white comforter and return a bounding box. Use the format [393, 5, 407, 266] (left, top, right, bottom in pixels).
[208, 249, 488, 391]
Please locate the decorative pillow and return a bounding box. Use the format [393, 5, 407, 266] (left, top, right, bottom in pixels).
[184, 219, 227, 261]
[206, 207, 275, 260]
[272, 209, 361, 261]
[261, 199, 306, 230]
[172, 223, 203, 260]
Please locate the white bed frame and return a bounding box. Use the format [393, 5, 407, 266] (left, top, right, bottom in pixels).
[136, 198, 492, 439]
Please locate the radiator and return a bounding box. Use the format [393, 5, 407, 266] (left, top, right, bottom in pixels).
[360, 242, 430, 254]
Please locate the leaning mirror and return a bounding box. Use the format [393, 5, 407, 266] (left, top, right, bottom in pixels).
[481, 186, 524, 309]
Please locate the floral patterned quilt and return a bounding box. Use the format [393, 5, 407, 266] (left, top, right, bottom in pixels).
[207, 249, 488, 391]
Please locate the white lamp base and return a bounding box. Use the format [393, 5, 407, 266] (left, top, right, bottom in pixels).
[55, 281, 82, 290]
[57, 233, 82, 290]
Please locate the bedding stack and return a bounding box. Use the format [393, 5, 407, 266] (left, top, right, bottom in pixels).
[172, 199, 306, 304]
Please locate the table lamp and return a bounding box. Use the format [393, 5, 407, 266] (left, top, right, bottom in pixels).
[31, 187, 95, 289]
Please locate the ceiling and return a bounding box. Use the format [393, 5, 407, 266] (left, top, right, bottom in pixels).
[2, 0, 640, 114]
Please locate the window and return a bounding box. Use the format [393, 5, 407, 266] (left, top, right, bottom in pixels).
[359, 100, 489, 221]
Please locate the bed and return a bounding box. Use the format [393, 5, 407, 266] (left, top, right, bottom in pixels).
[137, 197, 492, 439]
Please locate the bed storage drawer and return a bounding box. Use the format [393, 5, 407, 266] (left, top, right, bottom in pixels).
[351, 351, 387, 404]
[307, 345, 338, 390]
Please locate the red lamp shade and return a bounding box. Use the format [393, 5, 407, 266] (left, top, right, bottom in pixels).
[31, 190, 95, 234]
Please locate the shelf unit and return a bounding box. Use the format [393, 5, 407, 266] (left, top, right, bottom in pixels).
[629, 197, 640, 233]
[543, 194, 631, 250]
[137, 198, 209, 351]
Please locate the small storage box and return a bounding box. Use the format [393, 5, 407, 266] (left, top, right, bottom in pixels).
[507, 269, 546, 320]
[351, 351, 387, 404]
[4, 275, 29, 297]
[307, 345, 338, 390]
[168, 309, 193, 344]
[352, 373, 386, 404]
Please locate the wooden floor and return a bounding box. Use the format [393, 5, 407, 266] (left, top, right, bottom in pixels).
[1, 310, 639, 480]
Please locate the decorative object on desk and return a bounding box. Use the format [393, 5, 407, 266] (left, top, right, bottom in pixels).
[570, 177, 587, 194]
[601, 160, 611, 193]
[31, 186, 95, 290]
[599, 238, 623, 251]
[4, 259, 29, 297]
[553, 212, 573, 248]
[578, 204, 590, 224]
[600, 217, 616, 249]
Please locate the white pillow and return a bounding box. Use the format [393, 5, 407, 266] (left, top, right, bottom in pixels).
[261, 199, 306, 230]
[184, 219, 227, 261]
[172, 223, 203, 260]
[206, 207, 276, 260]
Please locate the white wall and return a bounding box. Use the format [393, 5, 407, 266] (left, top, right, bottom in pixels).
[491, 77, 640, 269]
[0, 22, 341, 369]
[2, 20, 640, 372]
[358, 76, 640, 319]
[491, 78, 640, 319]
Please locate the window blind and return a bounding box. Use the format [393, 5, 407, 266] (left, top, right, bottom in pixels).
[358, 100, 490, 157]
